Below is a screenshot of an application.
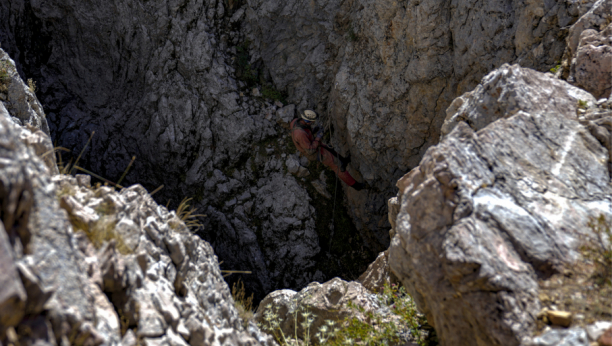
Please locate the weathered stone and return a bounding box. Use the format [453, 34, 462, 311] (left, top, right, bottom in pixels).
[122, 330, 138, 346]
[586, 321, 612, 342]
[547, 310, 573, 327]
[16, 262, 53, 315]
[570, 24, 612, 99]
[311, 179, 331, 199]
[0, 222, 26, 328]
[0, 48, 277, 346]
[357, 250, 397, 293]
[0, 49, 50, 135]
[563, 0, 612, 87]
[526, 327, 590, 346]
[389, 103, 611, 346]
[276, 104, 295, 126]
[285, 155, 301, 174]
[442, 64, 597, 139]
[1, 0, 596, 299]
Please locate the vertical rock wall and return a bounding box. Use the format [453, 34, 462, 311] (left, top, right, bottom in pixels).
[245, 0, 598, 248]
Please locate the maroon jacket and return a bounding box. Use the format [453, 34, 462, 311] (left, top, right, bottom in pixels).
[290, 119, 321, 161]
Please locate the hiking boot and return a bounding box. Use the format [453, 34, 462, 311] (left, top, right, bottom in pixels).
[351, 181, 365, 191]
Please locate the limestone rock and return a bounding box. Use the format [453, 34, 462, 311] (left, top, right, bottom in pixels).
[0, 49, 49, 135]
[246, 0, 598, 250]
[441, 64, 596, 139]
[547, 310, 573, 327]
[276, 104, 295, 126]
[389, 78, 611, 346]
[563, 0, 612, 97]
[0, 98, 276, 345]
[254, 277, 379, 345]
[1, 0, 595, 288]
[600, 327, 612, 346]
[0, 0, 334, 302]
[587, 321, 612, 342]
[570, 23, 612, 99]
[311, 179, 331, 200]
[0, 106, 112, 346]
[526, 327, 590, 346]
[0, 222, 26, 329]
[357, 250, 397, 293]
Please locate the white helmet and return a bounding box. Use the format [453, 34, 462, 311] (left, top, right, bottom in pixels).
[301, 110, 318, 122]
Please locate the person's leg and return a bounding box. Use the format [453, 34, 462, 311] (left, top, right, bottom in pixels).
[322, 145, 350, 172]
[320, 148, 356, 186]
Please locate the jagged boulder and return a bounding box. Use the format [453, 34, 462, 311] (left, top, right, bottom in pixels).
[0, 48, 49, 134]
[357, 250, 398, 293]
[388, 64, 611, 346]
[563, 0, 612, 99]
[0, 70, 275, 346]
[441, 64, 597, 139]
[0, 49, 57, 174]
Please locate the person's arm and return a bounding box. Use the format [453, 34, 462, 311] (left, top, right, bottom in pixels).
[295, 129, 321, 155]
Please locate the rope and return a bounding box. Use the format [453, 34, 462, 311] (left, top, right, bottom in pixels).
[327, 111, 340, 252]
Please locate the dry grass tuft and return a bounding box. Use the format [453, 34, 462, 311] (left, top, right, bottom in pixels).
[86, 216, 131, 255]
[173, 197, 206, 231]
[232, 279, 255, 328]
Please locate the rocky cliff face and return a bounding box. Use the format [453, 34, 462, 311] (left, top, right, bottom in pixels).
[0, 0, 605, 306]
[245, 0, 599, 247]
[388, 64, 611, 346]
[0, 0, 373, 301]
[0, 65, 275, 345]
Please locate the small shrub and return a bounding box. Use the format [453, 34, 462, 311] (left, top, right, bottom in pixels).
[260, 295, 317, 346]
[86, 216, 132, 255]
[577, 99, 588, 109]
[0, 61, 10, 84]
[261, 84, 286, 103]
[325, 283, 426, 346]
[582, 214, 612, 286]
[549, 64, 561, 74]
[27, 78, 36, 94]
[259, 283, 431, 346]
[173, 197, 205, 231]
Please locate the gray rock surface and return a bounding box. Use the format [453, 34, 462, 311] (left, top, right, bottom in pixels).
[357, 250, 397, 293]
[0, 222, 26, 329]
[0, 77, 275, 345]
[390, 63, 612, 345]
[0, 48, 49, 134]
[388, 62, 612, 346]
[562, 0, 612, 99]
[0, 0, 604, 306]
[441, 64, 597, 139]
[568, 13, 612, 99]
[391, 111, 611, 345]
[525, 327, 590, 346]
